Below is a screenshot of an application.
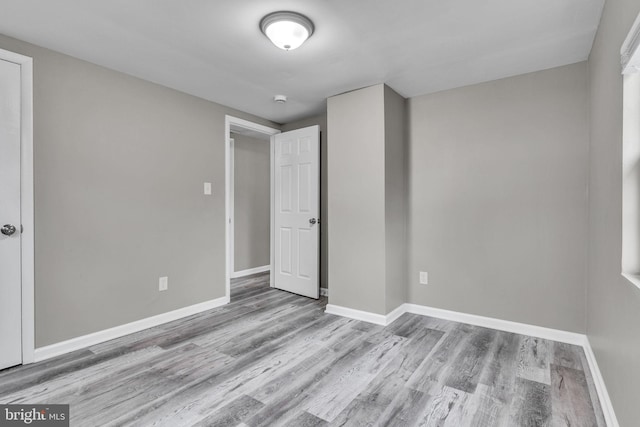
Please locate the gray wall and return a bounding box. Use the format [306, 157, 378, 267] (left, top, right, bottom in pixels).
[587, 0, 640, 424]
[327, 84, 407, 314]
[0, 34, 277, 347]
[232, 132, 270, 272]
[384, 86, 408, 312]
[328, 85, 387, 314]
[407, 63, 590, 333]
[282, 114, 328, 289]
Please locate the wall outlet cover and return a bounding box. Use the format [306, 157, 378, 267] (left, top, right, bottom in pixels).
[159, 276, 168, 291]
[419, 271, 429, 285]
[204, 182, 212, 195]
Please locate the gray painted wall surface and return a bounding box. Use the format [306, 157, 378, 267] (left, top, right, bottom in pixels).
[407, 63, 589, 333]
[328, 85, 387, 314]
[232, 133, 270, 272]
[282, 114, 328, 289]
[384, 86, 408, 312]
[327, 84, 407, 314]
[0, 34, 277, 347]
[587, 0, 640, 424]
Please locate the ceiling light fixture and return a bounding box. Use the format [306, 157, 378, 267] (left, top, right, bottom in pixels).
[260, 11, 314, 51]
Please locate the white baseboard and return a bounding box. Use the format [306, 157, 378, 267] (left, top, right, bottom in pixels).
[320, 287, 329, 297]
[325, 302, 584, 343]
[34, 296, 230, 362]
[402, 303, 586, 345]
[385, 304, 406, 325]
[325, 304, 388, 325]
[582, 337, 620, 427]
[324, 303, 406, 326]
[325, 301, 618, 426]
[231, 265, 270, 279]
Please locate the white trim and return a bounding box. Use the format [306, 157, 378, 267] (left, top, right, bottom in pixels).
[34, 296, 229, 362]
[324, 303, 407, 327]
[0, 48, 35, 365]
[225, 119, 231, 302]
[325, 304, 388, 325]
[229, 137, 235, 274]
[326, 302, 618, 425]
[621, 10, 640, 73]
[320, 287, 329, 297]
[385, 304, 406, 325]
[224, 116, 279, 301]
[582, 337, 620, 427]
[402, 303, 586, 345]
[270, 134, 275, 289]
[231, 265, 270, 279]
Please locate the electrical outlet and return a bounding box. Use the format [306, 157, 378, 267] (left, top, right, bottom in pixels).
[159, 276, 168, 291]
[419, 271, 429, 285]
[204, 182, 212, 195]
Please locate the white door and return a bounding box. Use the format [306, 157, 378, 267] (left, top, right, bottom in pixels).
[0, 58, 23, 370]
[273, 126, 320, 299]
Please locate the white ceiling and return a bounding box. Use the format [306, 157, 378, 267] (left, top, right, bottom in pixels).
[0, 0, 604, 124]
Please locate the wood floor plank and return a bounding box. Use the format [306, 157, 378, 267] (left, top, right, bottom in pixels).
[190, 300, 319, 349]
[384, 313, 425, 337]
[284, 411, 329, 427]
[375, 387, 431, 427]
[0, 345, 166, 404]
[405, 323, 475, 392]
[116, 311, 346, 425]
[302, 334, 407, 421]
[552, 342, 584, 370]
[478, 330, 521, 403]
[418, 316, 457, 334]
[247, 323, 373, 406]
[76, 347, 235, 426]
[444, 327, 496, 393]
[578, 350, 607, 427]
[88, 304, 258, 354]
[416, 386, 472, 427]
[245, 325, 403, 426]
[550, 364, 598, 427]
[191, 394, 264, 427]
[217, 305, 328, 357]
[508, 377, 552, 427]
[329, 326, 445, 426]
[459, 383, 507, 427]
[516, 336, 552, 385]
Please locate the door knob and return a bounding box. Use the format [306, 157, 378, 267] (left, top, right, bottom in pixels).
[1, 224, 17, 236]
[309, 218, 317, 225]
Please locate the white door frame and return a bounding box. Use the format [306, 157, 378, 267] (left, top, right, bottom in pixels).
[224, 116, 280, 300]
[0, 48, 34, 364]
[228, 137, 234, 275]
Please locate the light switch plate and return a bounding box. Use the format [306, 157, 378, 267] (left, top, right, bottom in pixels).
[204, 182, 212, 195]
[159, 276, 168, 291]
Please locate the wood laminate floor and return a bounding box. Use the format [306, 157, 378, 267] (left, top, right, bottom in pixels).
[0, 273, 605, 426]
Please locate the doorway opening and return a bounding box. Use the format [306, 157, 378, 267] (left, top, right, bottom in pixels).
[225, 116, 321, 302]
[224, 116, 279, 301]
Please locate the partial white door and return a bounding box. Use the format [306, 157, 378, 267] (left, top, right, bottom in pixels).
[0, 58, 23, 370]
[273, 126, 320, 299]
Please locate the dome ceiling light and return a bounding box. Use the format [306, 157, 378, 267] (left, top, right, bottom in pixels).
[260, 11, 314, 51]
